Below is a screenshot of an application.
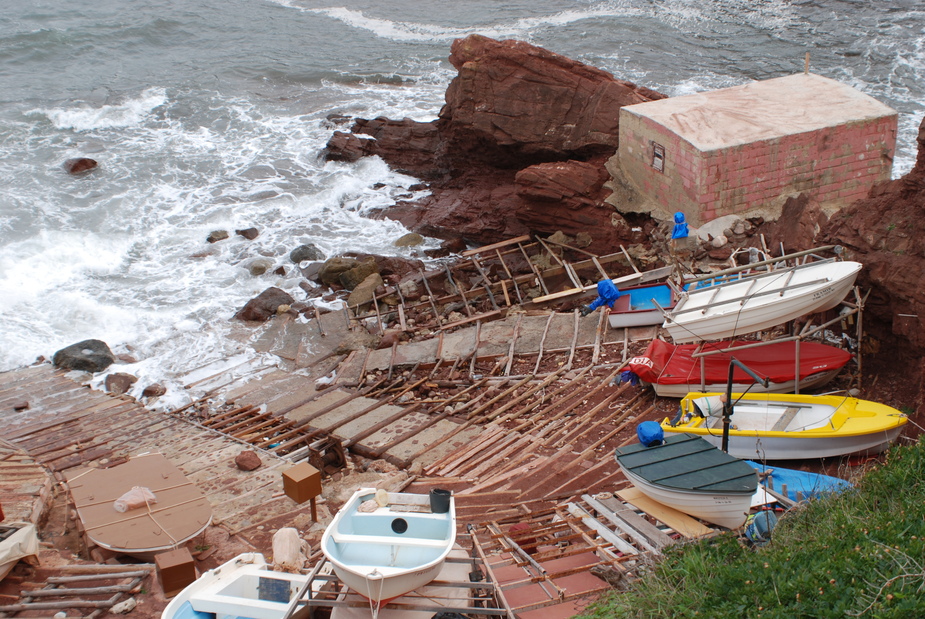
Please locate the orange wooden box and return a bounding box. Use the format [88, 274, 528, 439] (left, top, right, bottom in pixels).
[282, 463, 322, 504]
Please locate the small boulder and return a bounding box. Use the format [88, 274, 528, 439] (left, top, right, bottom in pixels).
[398, 279, 422, 301]
[377, 329, 403, 349]
[110, 597, 136, 614]
[236, 227, 259, 240]
[52, 339, 115, 373]
[207, 230, 229, 243]
[234, 287, 296, 322]
[346, 272, 384, 309]
[393, 232, 425, 247]
[339, 257, 379, 290]
[318, 257, 359, 286]
[334, 331, 381, 354]
[300, 262, 324, 282]
[63, 158, 98, 174]
[290, 243, 324, 263]
[242, 257, 274, 276]
[142, 383, 167, 398]
[104, 372, 137, 395]
[235, 450, 262, 471]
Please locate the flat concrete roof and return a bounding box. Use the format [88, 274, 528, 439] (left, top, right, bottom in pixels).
[621, 73, 897, 151]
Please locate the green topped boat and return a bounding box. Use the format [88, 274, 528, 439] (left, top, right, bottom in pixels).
[615, 433, 758, 529]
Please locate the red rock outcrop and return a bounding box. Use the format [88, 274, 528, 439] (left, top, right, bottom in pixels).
[325, 35, 665, 253]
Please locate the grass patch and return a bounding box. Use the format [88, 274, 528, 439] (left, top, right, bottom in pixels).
[578, 440, 925, 618]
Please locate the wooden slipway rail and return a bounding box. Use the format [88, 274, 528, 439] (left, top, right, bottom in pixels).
[0, 366, 313, 540]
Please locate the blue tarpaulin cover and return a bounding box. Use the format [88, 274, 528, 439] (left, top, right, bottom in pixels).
[747, 460, 853, 501]
[637, 421, 664, 447]
[587, 279, 621, 311]
[671, 212, 689, 240]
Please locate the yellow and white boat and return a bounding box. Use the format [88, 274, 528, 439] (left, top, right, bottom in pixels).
[664, 392, 907, 460]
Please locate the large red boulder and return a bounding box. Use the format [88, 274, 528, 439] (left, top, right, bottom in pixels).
[440, 35, 662, 164]
[323, 35, 665, 253]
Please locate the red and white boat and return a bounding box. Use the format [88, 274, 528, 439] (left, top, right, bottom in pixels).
[627, 338, 853, 398]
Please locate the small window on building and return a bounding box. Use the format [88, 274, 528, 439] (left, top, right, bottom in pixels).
[651, 142, 665, 172]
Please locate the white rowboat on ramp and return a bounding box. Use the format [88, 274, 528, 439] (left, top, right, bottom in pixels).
[662, 259, 862, 343]
[321, 488, 456, 604]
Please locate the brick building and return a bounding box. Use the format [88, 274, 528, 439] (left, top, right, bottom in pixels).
[614, 73, 897, 226]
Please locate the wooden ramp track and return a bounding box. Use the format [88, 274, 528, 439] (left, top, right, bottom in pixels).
[0, 563, 154, 619]
[283, 535, 515, 618]
[0, 365, 311, 538]
[454, 492, 710, 617]
[347, 235, 643, 332]
[472, 501, 647, 618]
[406, 368, 656, 522]
[177, 316, 652, 475]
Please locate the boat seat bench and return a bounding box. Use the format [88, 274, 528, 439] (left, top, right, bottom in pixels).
[771, 407, 801, 431]
[329, 532, 447, 548]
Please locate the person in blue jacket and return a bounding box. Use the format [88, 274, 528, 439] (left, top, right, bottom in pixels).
[670, 211, 690, 256]
[671, 211, 689, 241]
[580, 278, 621, 316]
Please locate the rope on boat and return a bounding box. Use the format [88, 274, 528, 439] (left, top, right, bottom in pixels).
[366, 569, 384, 619]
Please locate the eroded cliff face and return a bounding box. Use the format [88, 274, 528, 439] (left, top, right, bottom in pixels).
[818, 116, 925, 412]
[323, 34, 665, 253]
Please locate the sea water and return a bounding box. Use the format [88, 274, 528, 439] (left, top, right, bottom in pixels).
[1, 0, 922, 406]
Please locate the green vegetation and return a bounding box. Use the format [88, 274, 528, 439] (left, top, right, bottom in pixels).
[578, 440, 925, 618]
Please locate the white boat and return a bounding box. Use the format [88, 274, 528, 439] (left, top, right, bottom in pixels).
[161, 553, 308, 619]
[321, 488, 456, 603]
[663, 259, 862, 343]
[614, 433, 757, 529]
[667, 392, 908, 460]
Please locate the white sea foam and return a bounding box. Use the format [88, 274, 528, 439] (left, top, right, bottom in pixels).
[30, 88, 168, 132]
[271, 3, 648, 43]
[2, 0, 922, 409]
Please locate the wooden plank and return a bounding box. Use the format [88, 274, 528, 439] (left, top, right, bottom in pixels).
[582, 494, 667, 553]
[438, 310, 503, 331]
[461, 235, 532, 257]
[565, 503, 639, 556]
[616, 486, 713, 539]
[771, 407, 801, 431]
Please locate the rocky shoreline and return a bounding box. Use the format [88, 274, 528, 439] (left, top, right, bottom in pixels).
[321, 34, 925, 420]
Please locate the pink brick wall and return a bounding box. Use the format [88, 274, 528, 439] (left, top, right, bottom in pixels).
[619, 108, 897, 225]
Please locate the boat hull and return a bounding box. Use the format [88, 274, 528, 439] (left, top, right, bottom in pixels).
[651, 368, 842, 398]
[620, 467, 754, 529]
[666, 392, 907, 460]
[614, 433, 757, 530]
[609, 283, 676, 328]
[664, 261, 861, 343]
[679, 426, 904, 460]
[321, 489, 456, 603]
[628, 339, 852, 398]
